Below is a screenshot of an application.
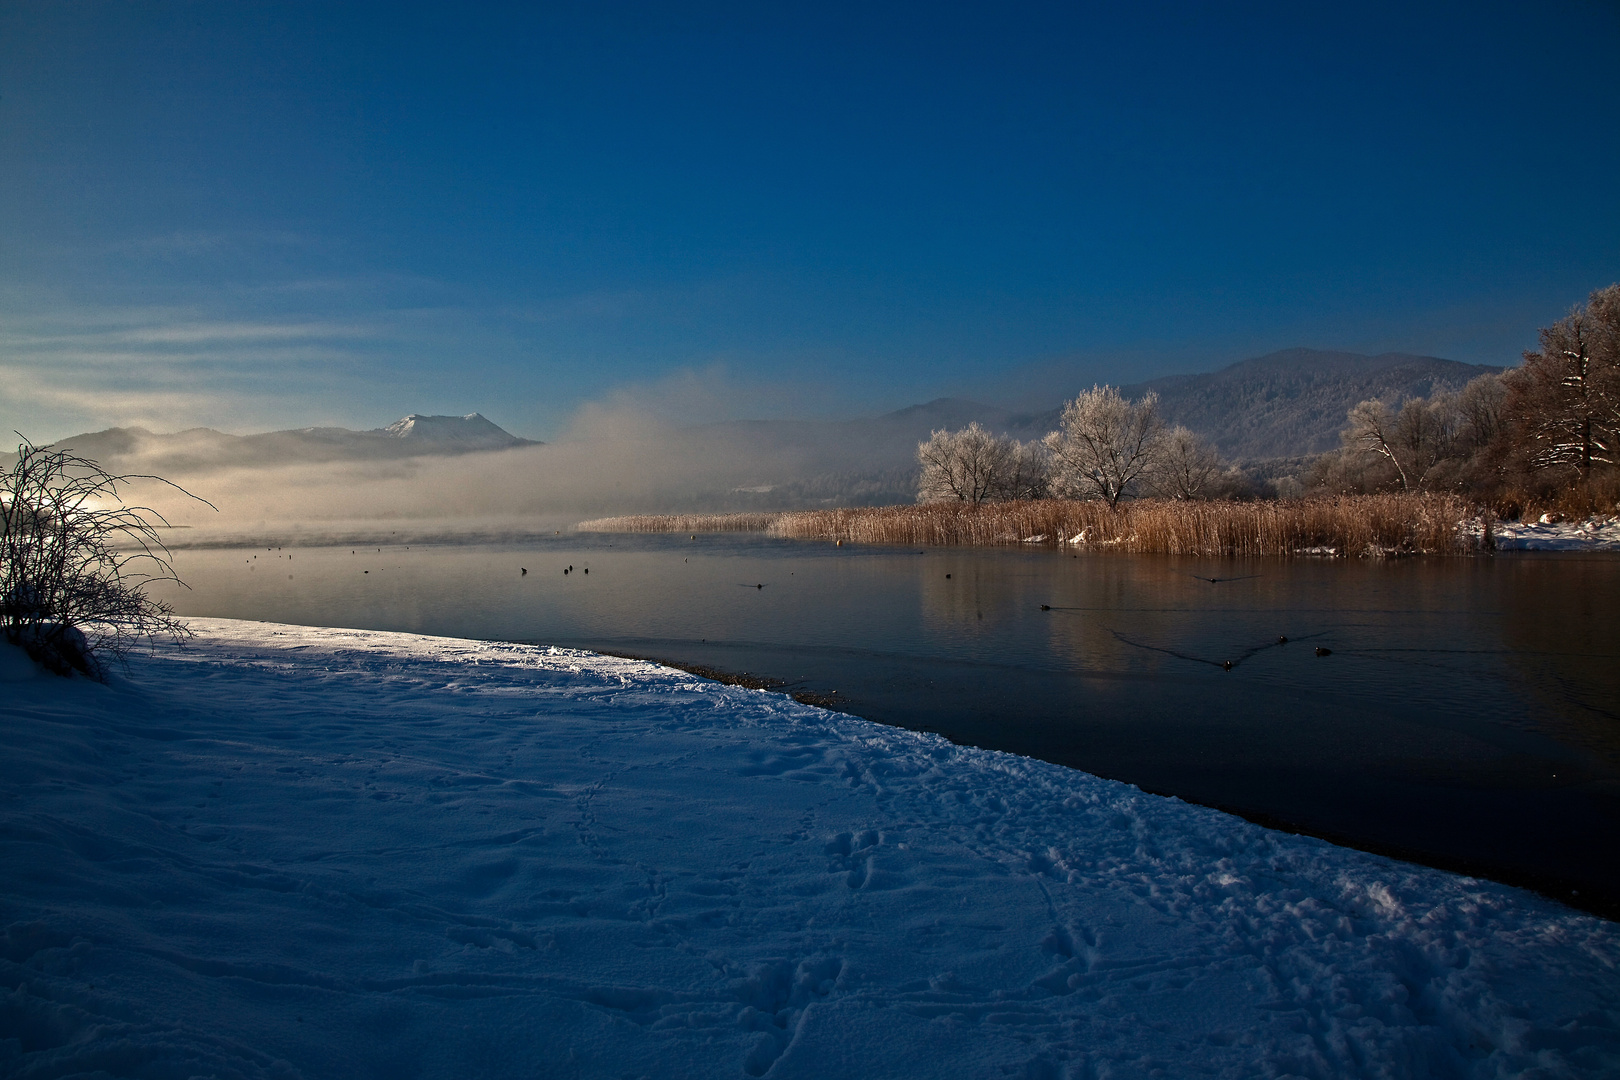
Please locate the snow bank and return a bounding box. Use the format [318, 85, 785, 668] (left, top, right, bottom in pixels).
[2, 620, 1616, 1079]
[1493, 514, 1620, 552]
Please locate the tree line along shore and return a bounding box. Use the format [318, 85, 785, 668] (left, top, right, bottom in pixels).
[581, 285, 1620, 557]
[898, 284, 1616, 523]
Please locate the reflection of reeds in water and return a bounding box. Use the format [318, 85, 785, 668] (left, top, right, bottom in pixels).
[580, 494, 1484, 556]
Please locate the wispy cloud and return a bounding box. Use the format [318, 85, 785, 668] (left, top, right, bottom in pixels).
[0, 366, 237, 438]
[0, 262, 901, 445]
[106, 229, 334, 259]
[2, 314, 379, 373]
[0, 299, 398, 437]
[81, 321, 374, 347]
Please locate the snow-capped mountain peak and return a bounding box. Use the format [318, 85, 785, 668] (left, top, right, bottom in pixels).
[376, 413, 531, 449]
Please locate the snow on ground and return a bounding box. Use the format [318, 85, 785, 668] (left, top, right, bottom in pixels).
[2, 620, 1617, 1080]
[1493, 514, 1620, 552]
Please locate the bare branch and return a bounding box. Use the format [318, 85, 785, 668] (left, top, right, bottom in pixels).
[916, 423, 1049, 503]
[1502, 285, 1620, 481]
[1149, 426, 1222, 499]
[1, 437, 214, 678]
[1044, 386, 1165, 507]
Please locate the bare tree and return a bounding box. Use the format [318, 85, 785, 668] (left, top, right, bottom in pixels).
[1456, 372, 1507, 451]
[1397, 393, 1459, 483]
[1043, 386, 1164, 507]
[1149, 425, 1221, 500]
[917, 423, 1008, 503]
[1, 437, 211, 677]
[1343, 399, 1408, 490]
[1321, 373, 1511, 497]
[1503, 283, 1620, 481]
[1000, 439, 1051, 500]
[1343, 396, 1458, 492]
[917, 423, 1049, 502]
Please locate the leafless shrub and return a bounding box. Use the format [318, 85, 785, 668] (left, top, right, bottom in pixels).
[1485, 475, 1620, 523]
[1, 437, 212, 678]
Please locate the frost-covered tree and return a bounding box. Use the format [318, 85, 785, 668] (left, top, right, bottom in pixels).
[917, 423, 1006, 503]
[1, 438, 209, 677]
[1503, 283, 1620, 481]
[1043, 386, 1164, 507]
[1149, 426, 1221, 500]
[916, 424, 1048, 503]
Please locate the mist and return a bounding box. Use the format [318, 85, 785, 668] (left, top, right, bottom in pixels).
[90, 401, 929, 546]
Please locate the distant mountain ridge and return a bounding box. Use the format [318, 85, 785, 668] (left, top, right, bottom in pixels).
[995, 348, 1505, 459]
[1131, 348, 1504, 458]
[46, 413, 537, 472]
[379, 413, 531, 448]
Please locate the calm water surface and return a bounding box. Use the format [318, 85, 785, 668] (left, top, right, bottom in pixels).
[156, 535, 1620, 915]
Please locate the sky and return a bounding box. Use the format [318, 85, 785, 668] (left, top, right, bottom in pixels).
[2, 1, 1617, 443]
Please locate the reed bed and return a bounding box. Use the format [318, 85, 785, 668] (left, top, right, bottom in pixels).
[576, 512, 784, 534]
[580, 494, 1487, 557]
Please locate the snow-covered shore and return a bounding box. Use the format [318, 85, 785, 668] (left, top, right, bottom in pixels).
[1493, 514, 1620, 552]
[2, 620, 1616, 1079]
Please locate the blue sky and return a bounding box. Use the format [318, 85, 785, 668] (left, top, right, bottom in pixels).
[2, 1, 1617, 441]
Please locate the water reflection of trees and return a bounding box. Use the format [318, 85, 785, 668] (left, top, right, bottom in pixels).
[914, 553, 1620, 769]
[916, 554, 1203, 676]
[1038, 559, 1190, 676]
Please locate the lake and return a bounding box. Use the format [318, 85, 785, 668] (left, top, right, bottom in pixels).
[155, 533, 1620, 916]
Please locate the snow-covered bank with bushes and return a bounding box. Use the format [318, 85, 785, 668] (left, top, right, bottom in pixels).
[1493, 514, 1620, 552]
[2, 620, 1616, 1078]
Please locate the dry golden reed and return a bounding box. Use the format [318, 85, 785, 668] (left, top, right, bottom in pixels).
[579, 494, 1486, 556]
[576, 512, 783, 534]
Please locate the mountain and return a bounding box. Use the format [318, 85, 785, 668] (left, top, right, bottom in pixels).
[1137, 348, 1504, 458]
[855, 397, 1019, 435]
[45, 413, 537, 472]
[379, 413, 531, 450]
[1005, 349, 1504, 460]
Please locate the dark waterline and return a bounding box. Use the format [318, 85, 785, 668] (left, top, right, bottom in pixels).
[156, 535, 1620, 918]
